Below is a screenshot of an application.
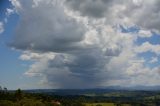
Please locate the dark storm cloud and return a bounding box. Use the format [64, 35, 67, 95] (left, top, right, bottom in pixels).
[42, 47, 111, 88]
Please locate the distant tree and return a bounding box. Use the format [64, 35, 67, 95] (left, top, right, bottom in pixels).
[15, 88, 23, 101]
[3, 87, 7, 92]
[0, 86, 2, 92]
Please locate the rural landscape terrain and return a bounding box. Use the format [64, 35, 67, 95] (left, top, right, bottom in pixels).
[1, 86, 160, 106]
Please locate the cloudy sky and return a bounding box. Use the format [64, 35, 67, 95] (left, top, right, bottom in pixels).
[0, 0, 160, 89]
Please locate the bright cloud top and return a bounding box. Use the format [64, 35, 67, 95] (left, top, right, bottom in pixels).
[7, 0, 160, 88]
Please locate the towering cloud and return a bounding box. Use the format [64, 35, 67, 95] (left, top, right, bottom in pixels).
[9, 0, 160, 88]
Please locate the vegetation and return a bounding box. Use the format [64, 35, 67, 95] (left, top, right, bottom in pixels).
[0, 86, 85, 106]
[1, 86, 160, 106]
[0, 86, 52, 106]
[85, 103, 131, 106]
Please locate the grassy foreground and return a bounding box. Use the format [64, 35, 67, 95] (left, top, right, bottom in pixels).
[85, 103, 131, 106]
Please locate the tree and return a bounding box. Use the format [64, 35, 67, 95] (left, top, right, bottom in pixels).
[15, 88, 23, 101]
[0, 86, 2, 90]
[3, 87, 7, 93]
[0, 86, 2, 93]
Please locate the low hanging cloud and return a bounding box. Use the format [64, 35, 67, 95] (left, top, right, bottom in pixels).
[9, 0, 160, 88]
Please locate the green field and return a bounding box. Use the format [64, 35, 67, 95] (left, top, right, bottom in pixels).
[85, 103, 131, 106]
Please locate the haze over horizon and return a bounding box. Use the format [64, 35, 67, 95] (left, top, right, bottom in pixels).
[0, 0, 160, 90]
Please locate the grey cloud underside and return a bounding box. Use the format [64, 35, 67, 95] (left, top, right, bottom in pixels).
[134, 1, 160, 31]
[121, 0, 160, 32]
[10, 0, 86, 52]
[36, 47, 112, 88]
[65, 0, 113, 18]
[46, 50, 110, 88]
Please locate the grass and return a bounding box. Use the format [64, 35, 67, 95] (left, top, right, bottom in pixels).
[85, 103, 115, 106]
[85, 103, 131, 106]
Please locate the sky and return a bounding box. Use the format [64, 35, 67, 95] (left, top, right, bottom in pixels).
[0, 0, 160, 90]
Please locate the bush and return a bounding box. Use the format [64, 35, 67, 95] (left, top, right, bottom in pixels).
[0, 100, 14, 106]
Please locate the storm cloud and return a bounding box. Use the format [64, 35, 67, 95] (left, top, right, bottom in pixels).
[9, 0, 160, 88]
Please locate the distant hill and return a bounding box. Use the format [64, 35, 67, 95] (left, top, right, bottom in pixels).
[22, 85, 160, 96]
[104, 85, 160, 91]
